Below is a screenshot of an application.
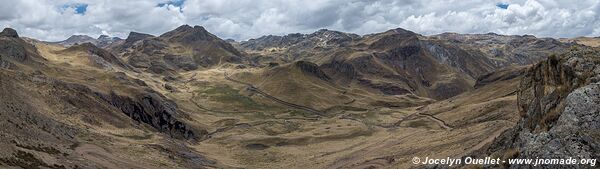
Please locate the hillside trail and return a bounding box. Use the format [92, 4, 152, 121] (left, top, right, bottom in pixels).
[223, 71, 325, 116]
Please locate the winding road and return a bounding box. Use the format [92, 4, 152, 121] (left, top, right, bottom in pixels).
[417, 112, 453, 130]
[224, 72, 325, 116]
[377, 106, 453, 130]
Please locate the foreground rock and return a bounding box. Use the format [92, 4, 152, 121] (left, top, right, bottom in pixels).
[486, 48, 600, 168]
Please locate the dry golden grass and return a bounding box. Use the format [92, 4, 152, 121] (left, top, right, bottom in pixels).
[4, 40, 522, 168]
[560, 37, 600, 47]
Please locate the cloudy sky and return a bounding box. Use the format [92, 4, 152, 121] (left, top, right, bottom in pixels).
[1, 0, 599, 41]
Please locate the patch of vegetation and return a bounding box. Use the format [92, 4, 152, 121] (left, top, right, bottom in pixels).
[198, 85, 270, 110]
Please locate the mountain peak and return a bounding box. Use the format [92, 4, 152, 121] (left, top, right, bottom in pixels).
[310, 29, 360, 40]
[125, 32, 154, 43]
[176, 24, 193, 30]
[0, 28, 19, 38]
[387, 27, 417, 35]
[66, 35, 95, 41]
[168, 24, 209, 34]
[160, 24, 218, 43]
[98, 35, 109, 39]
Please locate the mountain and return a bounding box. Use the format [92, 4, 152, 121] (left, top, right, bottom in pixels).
[55, 34, 123, 48]
[1, 28, 213, 168]
[106, 31, 155, 54]
[241, 29, 360, 51]
[1, 25, 597, 169]
[96, 35, 123, 48]
[112, 25, 244, 74]
[560, 36, 600, 47]
[56, 35, 96, 46]
[427, 32, 571, 67]
[482, 47, 600, 165]
[0, 28, 45, 69]
[233, 60, 433, 112]
[238, 28, 573, 100]
[55, 42, 132, 70]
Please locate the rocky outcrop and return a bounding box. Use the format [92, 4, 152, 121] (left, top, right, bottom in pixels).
[514, 82, 600, 168]
[474, 66, 526, 89]
[0, 28, 19, 38]
[125, 32, 154, 45]
[96, 91, 202, 140]
[0, 28, 44, 67]
[107, 32, 154, 54]
[486, 48, 600, 168]
[517, 51, 597, 131]
[293, 61, 331, 81]
[0, 28, 27, 63]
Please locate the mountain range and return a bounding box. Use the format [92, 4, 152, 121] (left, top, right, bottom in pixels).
[0, 25, 598, 168]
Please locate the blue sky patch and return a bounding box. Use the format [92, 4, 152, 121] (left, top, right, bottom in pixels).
[158, 0, 185, 7]
[74, 4, 88, 14]
[496, 2, 509, 9]
[61, 3, 88, 15]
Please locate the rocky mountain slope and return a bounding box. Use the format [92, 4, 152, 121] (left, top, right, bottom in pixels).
[0, 28, 46, 69]
[483, 47, 600, 168]
[1, 28, 215, 168]
[238, 28, 572, 100]
[1, 25, 596, 169]
[55, 35, 123, 48]
[560, 37, 600, 47]
[113, 25, 244, 75]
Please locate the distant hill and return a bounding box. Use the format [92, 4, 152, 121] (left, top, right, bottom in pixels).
[54, 34, 123, 48]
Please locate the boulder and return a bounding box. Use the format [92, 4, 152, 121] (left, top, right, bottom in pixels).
[0, 28, 19, 38]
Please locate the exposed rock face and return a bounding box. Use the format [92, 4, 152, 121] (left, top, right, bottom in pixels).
[96, 92, 201, 140]
[241, 34, 306, 51]
[515, 83, 600, 168]
[474, 66, 526, 89]
[239, 27, 572, 100]
[125, 32, 154, 44]
[293, 61, 331, 81]
[487, 48, 600, 168]
[517, 51, 598, 131]
[0, 28, 44, 68]
[106, 32, 154, 54]
[56, 34, 123, 48]
[0, 28, 18, 38]
[0, 37, 28, 62]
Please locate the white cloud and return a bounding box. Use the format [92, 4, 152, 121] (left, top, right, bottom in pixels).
[0, 0, 599, 41]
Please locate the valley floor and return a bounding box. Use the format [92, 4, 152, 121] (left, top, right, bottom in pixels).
[150, 67, 521, 168]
